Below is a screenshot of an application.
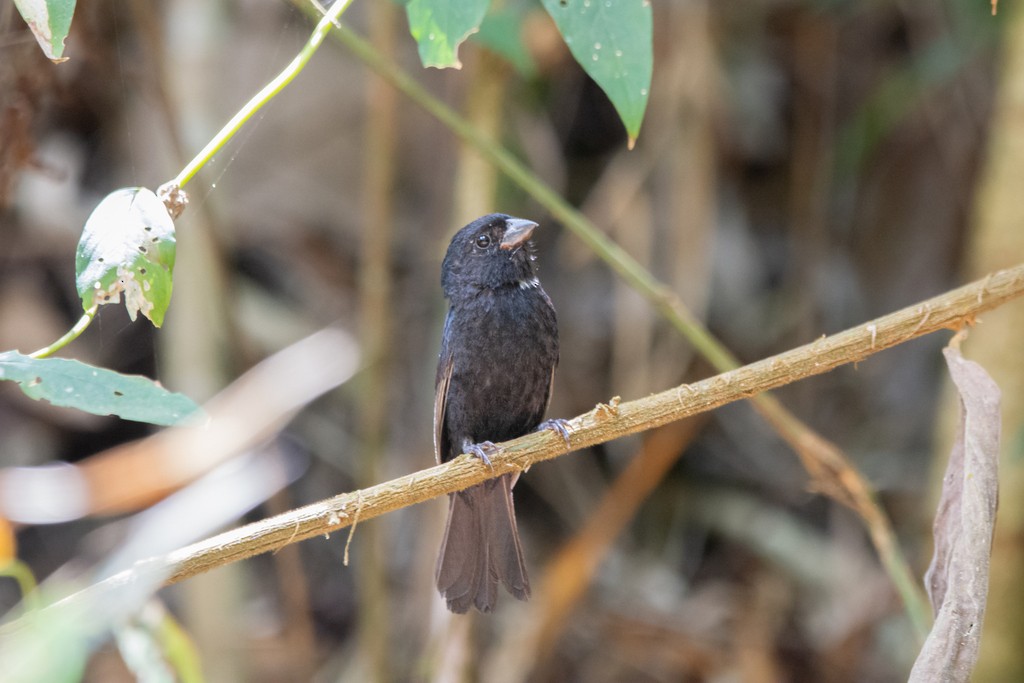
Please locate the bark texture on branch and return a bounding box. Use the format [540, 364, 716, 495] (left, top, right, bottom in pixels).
[156, 263, 1024, 586]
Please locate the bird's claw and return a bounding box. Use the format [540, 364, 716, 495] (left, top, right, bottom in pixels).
[538, 418, 572, 449]
[464, 440, 499, 469]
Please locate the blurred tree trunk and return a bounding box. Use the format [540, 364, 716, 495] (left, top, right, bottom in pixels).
[950, 9, 1024, 679]
[154, 0, 244, 678]
[354, 2, 399, 681]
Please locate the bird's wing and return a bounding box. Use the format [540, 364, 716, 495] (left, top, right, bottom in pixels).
[543, 288, 559, 413]
[434, 312, 455, 465]
[545, 366, 556, 414]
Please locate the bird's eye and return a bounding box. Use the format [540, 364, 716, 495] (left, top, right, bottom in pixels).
[474, 234, 491, 249]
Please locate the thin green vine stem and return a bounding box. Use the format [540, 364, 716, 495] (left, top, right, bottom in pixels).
[29, 306, 98, 359]
[172, 0, 355, 189]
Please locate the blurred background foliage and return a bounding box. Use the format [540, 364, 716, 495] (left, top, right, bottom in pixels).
[0, 0, 1022, 681]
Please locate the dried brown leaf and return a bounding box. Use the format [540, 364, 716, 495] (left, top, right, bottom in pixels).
[909, 342, 1001, 683]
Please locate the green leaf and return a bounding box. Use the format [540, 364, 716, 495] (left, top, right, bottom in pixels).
[541, 0, 652, 146]
[473, 8, 536, 77]
[154, 610, 204, 683]
[76, 188, 177, 327]
[0, 352, 200, 426]
[405, 0, 491, 68]
[13, 0, 77, 62]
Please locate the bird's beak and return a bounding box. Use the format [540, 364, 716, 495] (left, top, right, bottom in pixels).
[500, 218, 539, 250]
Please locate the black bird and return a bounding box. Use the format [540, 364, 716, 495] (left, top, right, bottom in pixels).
[434, 213, 565, 613]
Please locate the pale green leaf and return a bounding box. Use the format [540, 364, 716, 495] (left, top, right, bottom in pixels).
[541, 0, 652, 145]
[12, 0, 77, 62]
[405, 0, 491, 68]
[0, 352, 199, 426]
[75, 188, 176, 327]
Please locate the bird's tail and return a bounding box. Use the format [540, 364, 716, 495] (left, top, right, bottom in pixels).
[436, 474, 531, 613]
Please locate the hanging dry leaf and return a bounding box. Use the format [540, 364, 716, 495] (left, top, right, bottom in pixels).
[909, 341, 1001, 683]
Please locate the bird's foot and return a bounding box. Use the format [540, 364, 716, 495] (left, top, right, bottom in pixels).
[537, 418, 572, 449]
[463, 439, 499, 469]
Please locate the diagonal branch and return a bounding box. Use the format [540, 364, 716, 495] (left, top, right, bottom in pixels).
[156, 263, 1024, 587]
[309, 12, 937, 633]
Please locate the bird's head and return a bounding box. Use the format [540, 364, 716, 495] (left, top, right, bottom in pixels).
[441, 214, 541, 298]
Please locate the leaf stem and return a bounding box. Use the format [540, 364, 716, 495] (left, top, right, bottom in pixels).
[29, 306, 98, 359]
[171, 0, 354, 189]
